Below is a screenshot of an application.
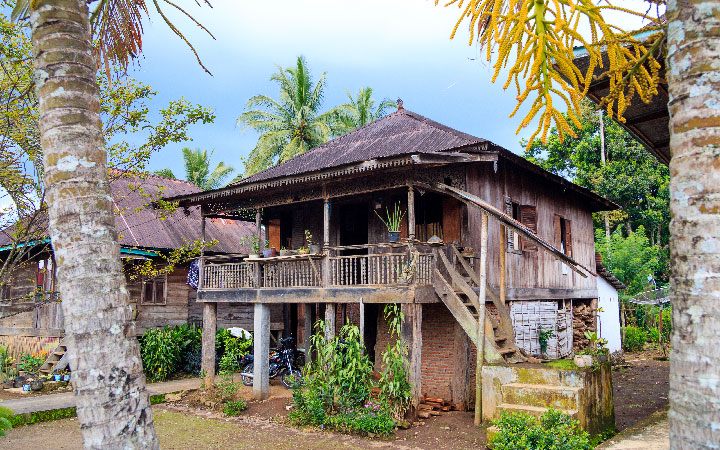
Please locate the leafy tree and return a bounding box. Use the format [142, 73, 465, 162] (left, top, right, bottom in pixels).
[335, 87, 395, 135]
[153, 168, 175, 179]
[180, 147, 233, 190]
[595, 226, 660, 296]
[237, 56, 341, 176]
[441, 1, 719, 446]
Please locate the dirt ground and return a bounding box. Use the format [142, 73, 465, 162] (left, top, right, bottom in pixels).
[1, 357, 668, 449]
[612, 353, 670, 431]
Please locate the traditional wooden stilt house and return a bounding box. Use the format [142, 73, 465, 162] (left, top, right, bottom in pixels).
[165, 105, 617, 424]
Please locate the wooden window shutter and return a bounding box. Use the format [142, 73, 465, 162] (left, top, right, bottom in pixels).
[520, 205, 538, 251]
[554, 215, 562, 250]
[565, 219, 573, 257]
[505, 196, 514, 250]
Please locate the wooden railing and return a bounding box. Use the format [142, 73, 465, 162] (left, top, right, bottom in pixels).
[201, 244, 437, 290]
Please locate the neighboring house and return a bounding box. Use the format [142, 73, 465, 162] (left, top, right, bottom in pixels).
[166, 105, 618, 410]
[0, 172, 271, 357]
[595, 253, 627, 353]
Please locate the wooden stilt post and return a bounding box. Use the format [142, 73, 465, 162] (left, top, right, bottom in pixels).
[253, 303, 270, 400]
[202, 302, 217, 386]
[255, 209, 262, 288]
[407, 184, 416, 244]
[499, 224, 507, 305]
[325, 303, 336, 340]
[402, 303, 423, 418]
[304, 304, 313, 363]
[359, 297, 365, 345]
[475, 212, 488, 426]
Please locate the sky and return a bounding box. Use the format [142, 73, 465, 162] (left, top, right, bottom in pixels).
[127, 0, 657, 180]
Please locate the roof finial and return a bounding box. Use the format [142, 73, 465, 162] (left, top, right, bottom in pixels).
[396, 98, 404, 110]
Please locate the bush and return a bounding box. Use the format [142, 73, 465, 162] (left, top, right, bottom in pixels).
[328, 402, 396, 436]
[489, 409, 592, 450]
[140, 326, 184, 382]
[17, 352, 45, 373]
[0, 406, 13, 437]
[223, 400, 247, 416]
[623, 326, 648, 352]
[218, 333, 252, 373]
[379, 304, 411, 420]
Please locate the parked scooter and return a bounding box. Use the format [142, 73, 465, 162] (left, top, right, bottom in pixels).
[240, 337, 304, 388]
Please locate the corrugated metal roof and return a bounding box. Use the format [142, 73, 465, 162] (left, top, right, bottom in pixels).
[0, 173, 255, 254]
[239, 108, 489, 185]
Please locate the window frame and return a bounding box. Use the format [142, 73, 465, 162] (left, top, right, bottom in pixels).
[140, 274, 167, 305]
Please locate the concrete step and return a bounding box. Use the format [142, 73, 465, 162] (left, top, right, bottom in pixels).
[501, 382, 581, 410]
[496, 402, 578, 418]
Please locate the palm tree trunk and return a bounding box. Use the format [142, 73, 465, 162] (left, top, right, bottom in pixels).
[30, 1, 158, 448]
[666, 3, 720, 449]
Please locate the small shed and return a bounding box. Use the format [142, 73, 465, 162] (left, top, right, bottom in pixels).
[595, 254, 627, 353]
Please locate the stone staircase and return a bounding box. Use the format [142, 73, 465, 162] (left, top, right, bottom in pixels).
[496, 381, 580, 418]
[432, 245, 525, 363]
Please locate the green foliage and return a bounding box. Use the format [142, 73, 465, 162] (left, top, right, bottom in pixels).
[596, 226, 661, 296]
[374, 203, 406, 233]
[289, 320, 395, 436]
[538, 327, 554, 354]
[7, 406, 76, 427]
[236, 56, 343, 177]
[335, 87, 395, 136]
[153, 168, 176, 179]
[223, 400, 248, 417]
[622, 326, 648, 352]
[139, 325, 197, 382]
[0, 406, 13, 437]
[489, 409, 592, 450]
[379, 304, 412, 420]
[175, 147, 234, 190]
[17, 353, 43, 373]
[217, 331, 252, 373]
[216, 372, 240, 401]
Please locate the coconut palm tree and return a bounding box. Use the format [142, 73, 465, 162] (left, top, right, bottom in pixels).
[237, 56, 341, 176]
[335, 87, 395, 135]
[181, 147, 233, 190]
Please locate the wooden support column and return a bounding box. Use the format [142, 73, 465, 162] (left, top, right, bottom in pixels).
[255, 209, 262, 287]
[401, 303, 423, 417]
[199, 214, 206, 290]
[303, 304, 314, 363]
[407, 184, 416, 243]
[475, 211, 488, 426]
[499, 224, 507, 305]
[359, 297, 365, 345]
[253, 303, 270, 400]
[323, 196, 331, 286]
[201, 302, 217, 386]
[452, 321, 471, 410]
[324, 302, 336, 340]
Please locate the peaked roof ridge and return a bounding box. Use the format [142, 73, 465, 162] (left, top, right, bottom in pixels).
[396, 108, 488, 148]
[109, 168, 202, 192]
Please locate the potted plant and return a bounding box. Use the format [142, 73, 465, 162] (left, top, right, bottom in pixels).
[304, 230, 321, 254]
[241, 235, 262, 258]
[279, 247, 294, 257]
[262, 243, 277, 258]
[298, 246, 309, 255]
[537, 327, 554, 359]
[375, 202, 406, 242]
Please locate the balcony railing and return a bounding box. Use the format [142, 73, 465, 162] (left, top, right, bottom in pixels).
[201, 243, 436, 290]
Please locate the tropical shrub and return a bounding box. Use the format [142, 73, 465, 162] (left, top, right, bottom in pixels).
[17, 352, 45, 373]
[140, 326, 184, 382]
[378, 304, 412, 420]
[0, 406, 13, 437]
[595, 226, 660, 296]
[218, 332, 252, 373]
[622, 326, 648, 352]
[489, 409, 592, 450]
[223, 400, 247, 416]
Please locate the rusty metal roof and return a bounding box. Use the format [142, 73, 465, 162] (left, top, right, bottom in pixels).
[0, 173, 254, 254]
[239, 108, 490, 184]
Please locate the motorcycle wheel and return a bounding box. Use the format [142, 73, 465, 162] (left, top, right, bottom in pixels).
[240, 363, 254, 386]
[280, 368, 303, 389]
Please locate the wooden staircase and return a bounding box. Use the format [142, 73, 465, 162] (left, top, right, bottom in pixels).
[38, 338, 69, 375]
[432, 246, 525, 363]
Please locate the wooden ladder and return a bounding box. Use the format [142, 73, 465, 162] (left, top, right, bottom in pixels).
[432, 247, 525, 363]
[38, 337, 69, 375]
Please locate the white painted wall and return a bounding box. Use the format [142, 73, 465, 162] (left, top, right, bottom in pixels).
[596, 276, 622, 353]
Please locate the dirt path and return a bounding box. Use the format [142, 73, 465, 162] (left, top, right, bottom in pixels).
[2, 407, 485, 450]
[612, 356, 669, 431]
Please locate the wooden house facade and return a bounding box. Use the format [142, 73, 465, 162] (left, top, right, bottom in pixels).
[167, 106, 616, 409]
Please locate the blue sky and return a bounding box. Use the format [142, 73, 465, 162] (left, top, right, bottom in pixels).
[122, 0, 653, 180]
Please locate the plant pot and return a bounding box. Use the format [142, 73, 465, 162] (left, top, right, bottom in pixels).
[388, 231, 401, 242]
[573, 355, 593, 368]
[248, 254, 261, 259]
[21, 384, 30, 392]
[279, 250, 294, 257]
[298, 248, 309, 255]
[63, 374, 70, 381]
[308, 244, 321, 254]
[53, 374, 61, 382]
[262, 248, 277, 258]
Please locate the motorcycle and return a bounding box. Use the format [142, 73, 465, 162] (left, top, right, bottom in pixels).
[240, 337, 304, 388]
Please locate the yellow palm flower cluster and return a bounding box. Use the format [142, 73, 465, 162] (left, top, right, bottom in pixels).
[439, 0, 664, 148]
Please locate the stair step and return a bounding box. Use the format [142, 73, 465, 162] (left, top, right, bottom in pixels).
[53, 351, 65, 356]
[496, 403, 578, 418]
[498, 348, 516, 355]
[502, 383, 581, 410]
[495, 336, 507, 342]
